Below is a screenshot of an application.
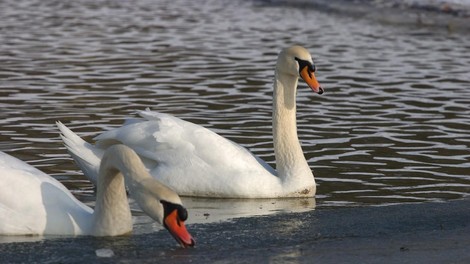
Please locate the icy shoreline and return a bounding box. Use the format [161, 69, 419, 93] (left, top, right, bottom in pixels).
[1, 198, 469, 263]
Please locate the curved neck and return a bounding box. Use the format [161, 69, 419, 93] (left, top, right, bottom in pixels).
[91, 152, 133, 236]
[91, 146, 155, 236]
[90, 145, 177, 236]
[272, 71, 311, 183]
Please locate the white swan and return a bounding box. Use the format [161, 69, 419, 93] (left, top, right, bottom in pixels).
[0, 145, 195, 247]
[57, 45, 323, 198]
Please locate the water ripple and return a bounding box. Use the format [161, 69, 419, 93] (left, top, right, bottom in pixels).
[0, 0, 469, 208]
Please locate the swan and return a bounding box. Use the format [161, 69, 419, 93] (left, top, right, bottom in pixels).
[0, 144, 195, 247]
[57, 45, 323, 198]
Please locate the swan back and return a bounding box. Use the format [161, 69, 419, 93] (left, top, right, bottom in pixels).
[0, 151, 92, 235]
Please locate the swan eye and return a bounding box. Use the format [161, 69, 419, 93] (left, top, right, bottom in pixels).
[295, 57, 316, 73]
[178, 207, 188, 221]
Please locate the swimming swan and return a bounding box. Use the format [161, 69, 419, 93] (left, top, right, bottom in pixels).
[57, 45, 323, 198]
[0, 145, 195, 247]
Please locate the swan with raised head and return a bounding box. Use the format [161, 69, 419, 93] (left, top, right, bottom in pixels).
[58, 45, 323, 198]
[0, 145, 195, 247]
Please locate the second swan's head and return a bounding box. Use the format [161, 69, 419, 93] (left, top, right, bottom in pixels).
[107, 144, 195, 248]
[276, 45, 324, 94]
[133, 176, 196, 248]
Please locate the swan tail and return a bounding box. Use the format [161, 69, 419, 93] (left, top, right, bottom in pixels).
[56, 121, 103, 185]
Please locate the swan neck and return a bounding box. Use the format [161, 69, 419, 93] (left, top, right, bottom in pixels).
[92, 148, 140, 236]
[273, 72, 299, 112]
[92, 145, 177, 235]
[272, 71, 311, 183]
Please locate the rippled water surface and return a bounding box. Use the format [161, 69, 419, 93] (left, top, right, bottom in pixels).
[1, 0, 470, 218]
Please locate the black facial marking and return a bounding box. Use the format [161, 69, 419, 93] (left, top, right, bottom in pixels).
[295, 57, 316, 75]
[161, 200, 188, 222]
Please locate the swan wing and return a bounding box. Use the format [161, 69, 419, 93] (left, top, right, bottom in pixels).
[95, 110, 274, 173]
[92, 110, 277, 196]
[57, 121, 104, 184]
[0, 151, 92, 235]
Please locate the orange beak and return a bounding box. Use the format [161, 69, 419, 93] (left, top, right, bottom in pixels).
[164, 210, 195, 248]
[300, 66, 324, 94]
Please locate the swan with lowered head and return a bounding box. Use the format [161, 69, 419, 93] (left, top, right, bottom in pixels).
[57, 45, 323, 198]
[0, 144, 195, 247]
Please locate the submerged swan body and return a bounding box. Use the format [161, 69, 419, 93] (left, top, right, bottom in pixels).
[0, 145, 194, 247]
[58, 45, 323, 198]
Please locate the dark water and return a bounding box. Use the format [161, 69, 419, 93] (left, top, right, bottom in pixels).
[2, 199, 470, 262]
[1, 0, 470, 230]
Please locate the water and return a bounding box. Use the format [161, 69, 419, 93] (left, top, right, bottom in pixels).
[0, 0, 470, 231]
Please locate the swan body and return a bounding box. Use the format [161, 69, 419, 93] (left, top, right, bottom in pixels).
[0, 145, 194, 247]
[58, 45, 323, 198]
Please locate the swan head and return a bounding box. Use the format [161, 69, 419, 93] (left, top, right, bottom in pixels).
[103, 144, 195, 247]
[276, 45, 324, 94]
[160, 200, 196, 248]
[133, 178, 195, 248]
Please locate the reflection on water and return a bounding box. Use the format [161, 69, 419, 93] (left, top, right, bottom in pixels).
[0, 0, 469, 225]
[182, 197, 315, 223]
[133, 197, 316, 234]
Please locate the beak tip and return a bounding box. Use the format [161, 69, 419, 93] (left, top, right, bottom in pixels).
[181, 238, 196, 248]
[317, 87, 324, 95]
[189, 238, 196, 247]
